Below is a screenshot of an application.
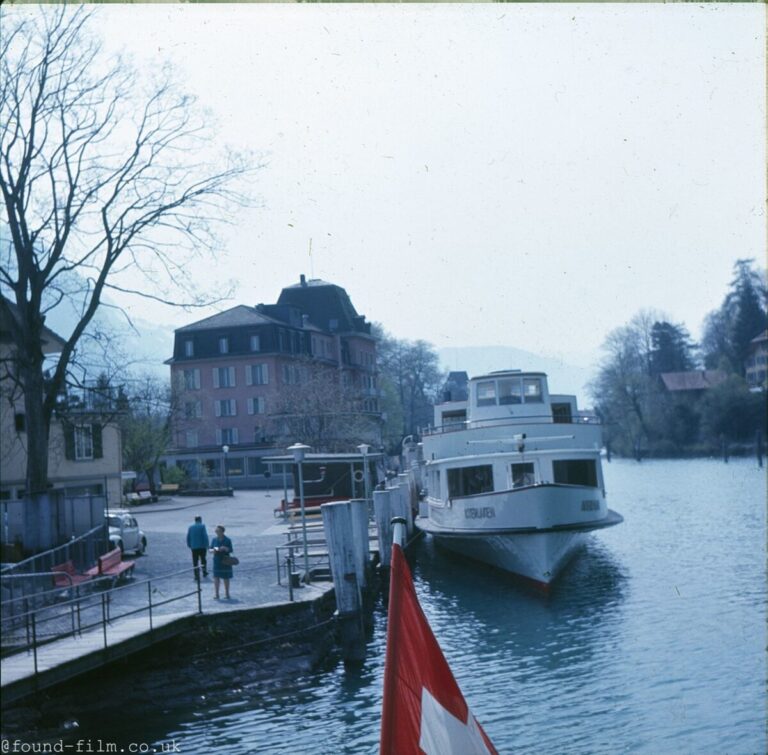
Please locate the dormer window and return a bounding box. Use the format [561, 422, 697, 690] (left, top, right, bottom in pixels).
[218, 337, 229, 354]
[250, 334, 260, 352]
[184, 339, 194, 357]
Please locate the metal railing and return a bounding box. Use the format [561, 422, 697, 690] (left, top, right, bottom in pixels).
[1, 568, 203, 676]
[422, 412, 601, 436]
[1, 526, 109, 614]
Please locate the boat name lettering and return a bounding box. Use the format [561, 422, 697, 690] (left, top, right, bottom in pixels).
[465, 507, 496, 519]
[581, 500, 600, 511]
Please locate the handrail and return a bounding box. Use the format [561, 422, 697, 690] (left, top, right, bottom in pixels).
[0, 568, 204, 674]
[423, 413, 601, 436]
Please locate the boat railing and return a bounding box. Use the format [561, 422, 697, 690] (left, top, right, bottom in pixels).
[423, 412, 600, 436]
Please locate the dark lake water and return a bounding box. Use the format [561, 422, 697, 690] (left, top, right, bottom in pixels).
[146, 458, 765, 754]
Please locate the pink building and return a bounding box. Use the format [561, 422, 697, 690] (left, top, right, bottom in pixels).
[164, 276, 380, 487]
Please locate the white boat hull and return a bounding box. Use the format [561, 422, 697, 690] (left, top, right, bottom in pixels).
[418, 522, 588, 591]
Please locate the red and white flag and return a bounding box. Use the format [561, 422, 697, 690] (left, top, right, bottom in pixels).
[379, 541, 498, 755]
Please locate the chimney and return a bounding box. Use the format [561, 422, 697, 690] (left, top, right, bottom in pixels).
[300, 274, 307, 287]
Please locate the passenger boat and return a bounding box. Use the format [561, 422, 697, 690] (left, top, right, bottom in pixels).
[416, 370, 622, 591]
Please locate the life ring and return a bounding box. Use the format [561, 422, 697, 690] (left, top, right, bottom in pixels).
[353, 469, 365, 483]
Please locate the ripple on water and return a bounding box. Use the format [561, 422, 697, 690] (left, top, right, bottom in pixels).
[133, 459, 765, 754]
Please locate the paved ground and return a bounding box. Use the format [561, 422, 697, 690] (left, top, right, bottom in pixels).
[122, 487, 332, 612]
[1, 489, 336, 695]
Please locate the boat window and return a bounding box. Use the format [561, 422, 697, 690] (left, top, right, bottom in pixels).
[498, 378, 522, 405]
[551, 402, 573, 424]
[511, 463, 535, 488]
[476, 381, 497, 407]
[523, 378, 543, 403]
[447, 465, 494, 497]
[552, 459, 597, 487]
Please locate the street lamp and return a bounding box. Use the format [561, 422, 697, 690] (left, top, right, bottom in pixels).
[288, 442, 311, 583]
[357, 443, 370, 502]
[222, 444, 230, 492]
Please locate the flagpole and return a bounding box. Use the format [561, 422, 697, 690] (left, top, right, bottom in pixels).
[391, 515, 406, 549]
[380, 516, 407, 755]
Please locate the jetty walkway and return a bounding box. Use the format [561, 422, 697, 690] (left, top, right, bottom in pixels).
[1, 489, 335, 704]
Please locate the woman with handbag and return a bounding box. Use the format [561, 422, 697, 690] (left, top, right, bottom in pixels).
[210, 525, 236, 600]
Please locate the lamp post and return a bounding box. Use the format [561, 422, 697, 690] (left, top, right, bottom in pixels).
[357, 443, 370, 503]
[288, 442, 311, 583]
[222, 445, 230, 492]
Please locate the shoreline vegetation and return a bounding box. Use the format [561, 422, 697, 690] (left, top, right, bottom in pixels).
[591, 259, 766, 461]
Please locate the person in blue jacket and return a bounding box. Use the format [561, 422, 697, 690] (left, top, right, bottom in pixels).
[210, 524, 234, 600]
[186, 515, 209, 577]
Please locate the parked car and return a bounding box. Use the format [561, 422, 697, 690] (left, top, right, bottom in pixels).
[106, 510, 147, 555]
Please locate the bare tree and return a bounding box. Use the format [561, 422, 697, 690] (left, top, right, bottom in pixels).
[0, 7, 253, 493]
[267, 360, 381, 452]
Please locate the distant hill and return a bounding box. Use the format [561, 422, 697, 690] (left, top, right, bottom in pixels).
[437, 345, 598, 407]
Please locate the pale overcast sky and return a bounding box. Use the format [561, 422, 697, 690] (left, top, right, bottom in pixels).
[84, 5, 767, 366]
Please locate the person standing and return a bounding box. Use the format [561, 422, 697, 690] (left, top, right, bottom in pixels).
[210, 524, 234, 600]
[186, 515, 209, 578]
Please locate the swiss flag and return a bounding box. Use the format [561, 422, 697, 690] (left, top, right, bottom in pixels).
[379, 542, 498, 755]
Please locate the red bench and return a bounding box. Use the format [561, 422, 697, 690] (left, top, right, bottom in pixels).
[85, 548, 135, 583]
[51, 560, 92, 588]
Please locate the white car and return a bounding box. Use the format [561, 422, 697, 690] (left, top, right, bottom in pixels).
[106, 510, 147, 555]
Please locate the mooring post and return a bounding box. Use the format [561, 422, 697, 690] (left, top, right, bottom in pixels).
[373, 489, 393, 569]
[321, 500, 366, 664]
[398, 474, 415, 535]
[349, 498, 370, 590]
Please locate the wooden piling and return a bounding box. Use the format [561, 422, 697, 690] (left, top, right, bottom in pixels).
[320, 501, 366, 663]
[373, 489, 393, 569]
[393, 476, 414, 535]
[349, 499, 370, 590]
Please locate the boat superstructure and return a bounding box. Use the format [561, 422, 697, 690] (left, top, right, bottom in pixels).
[416, 370, 622, 590]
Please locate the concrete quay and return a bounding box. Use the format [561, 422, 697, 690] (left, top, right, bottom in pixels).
[1, 489, 336, 705]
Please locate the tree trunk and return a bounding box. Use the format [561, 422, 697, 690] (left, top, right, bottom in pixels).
[21, 358, 51, 495]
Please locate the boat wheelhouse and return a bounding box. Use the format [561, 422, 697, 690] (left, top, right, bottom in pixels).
[416, 370, 622, 591]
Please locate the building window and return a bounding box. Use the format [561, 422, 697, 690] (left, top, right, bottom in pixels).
[218, 336, 229, 354]
[217, 427, 239, 445]
[185, 431, 199, 448]
[225, 457, 245, 477]
[184, 401, 202, 419]
[74, 425, 94, 460]
[213, 366, 235, 388]
[248, 457, 266, 476]
[246, 364, 269, 386]
[184, 339, 194, 357]
[250, 334, 261, 352]
[247, 397, 266, 415]
[215, 399, 237, 417]
[183, 369, 201, 390]
[447, 465, 494, 498]
[14, 413, 26, 433]
[282, 364, 303, 385]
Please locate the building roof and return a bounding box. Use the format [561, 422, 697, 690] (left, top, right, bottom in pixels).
[277, 274, 371, 335]
[750, 330, 768, 346]
[659, 370, 727, 392]
[176, 305, 280, 333]
[0, 295, 66, 353]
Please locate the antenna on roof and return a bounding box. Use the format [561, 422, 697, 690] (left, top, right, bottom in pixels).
[308, 237, 314, 280]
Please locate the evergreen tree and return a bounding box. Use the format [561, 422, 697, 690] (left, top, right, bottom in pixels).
[649, 321, 696, 375]
[701, 259, 767, 374]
